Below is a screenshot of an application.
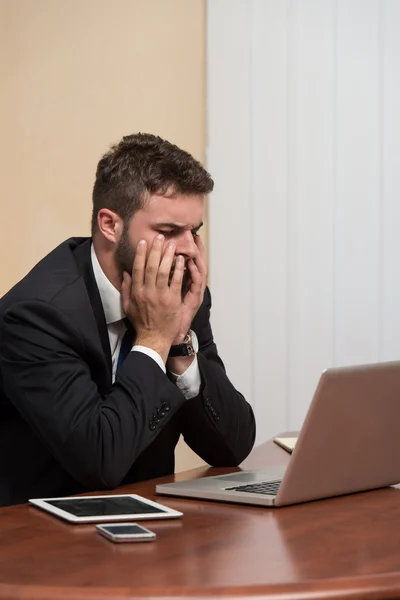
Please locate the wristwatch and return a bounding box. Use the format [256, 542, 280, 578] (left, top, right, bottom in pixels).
[168, 330, 199, 357]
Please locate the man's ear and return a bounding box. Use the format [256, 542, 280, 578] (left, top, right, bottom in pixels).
[96, 209, 123, 244]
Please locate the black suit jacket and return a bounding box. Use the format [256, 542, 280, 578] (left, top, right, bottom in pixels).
[0, 238, 255, 506]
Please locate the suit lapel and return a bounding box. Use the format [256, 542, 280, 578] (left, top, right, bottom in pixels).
[73, 239, 112, 380]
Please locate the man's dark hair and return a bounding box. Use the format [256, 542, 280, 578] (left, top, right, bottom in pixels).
[91, 133, 214, 234]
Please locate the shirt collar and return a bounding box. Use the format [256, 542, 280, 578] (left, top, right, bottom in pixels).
[91, 244, 124, 325]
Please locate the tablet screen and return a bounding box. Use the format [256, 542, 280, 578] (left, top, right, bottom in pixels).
[47, 496, 165, 517]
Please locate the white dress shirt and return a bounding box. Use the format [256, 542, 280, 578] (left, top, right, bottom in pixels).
[90, 245, 201, 399]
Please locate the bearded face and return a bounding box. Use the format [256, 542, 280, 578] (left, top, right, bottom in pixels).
[116, 223, 192, 299]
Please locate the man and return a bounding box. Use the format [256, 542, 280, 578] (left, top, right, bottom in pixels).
[0, 133, 255, 507]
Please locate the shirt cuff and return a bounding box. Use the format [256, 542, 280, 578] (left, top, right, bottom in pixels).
[131, 346, 166, 373]
[169, 355, 201, 400]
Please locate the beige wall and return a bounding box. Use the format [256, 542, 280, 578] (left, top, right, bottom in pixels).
[0, 0, 207, 472]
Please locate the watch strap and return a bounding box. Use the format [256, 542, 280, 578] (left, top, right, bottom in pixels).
[168, 332, 195, 357]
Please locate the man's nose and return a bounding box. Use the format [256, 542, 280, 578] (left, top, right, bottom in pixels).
[175, 231, 198, 259]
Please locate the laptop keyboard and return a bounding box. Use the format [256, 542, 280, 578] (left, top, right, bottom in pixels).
[225, 479, 282, 496]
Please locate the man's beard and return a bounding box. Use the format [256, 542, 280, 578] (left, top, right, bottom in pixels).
[115, 227, 192, 298]
[115, 225, 135, 276]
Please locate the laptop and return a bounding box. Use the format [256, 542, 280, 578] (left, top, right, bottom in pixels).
[156, 361, 400, 507]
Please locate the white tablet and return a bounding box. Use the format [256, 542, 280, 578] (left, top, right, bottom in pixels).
[29, 493, 183, 524]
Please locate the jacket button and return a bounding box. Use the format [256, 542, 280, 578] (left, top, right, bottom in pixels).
[162, 402, 170, 411]
[149, 422, 156, 431]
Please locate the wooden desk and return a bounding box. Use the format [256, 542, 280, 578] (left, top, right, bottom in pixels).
[1, 438, 400, 600]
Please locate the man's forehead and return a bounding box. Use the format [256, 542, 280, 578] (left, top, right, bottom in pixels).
[144, 193, 204, 226]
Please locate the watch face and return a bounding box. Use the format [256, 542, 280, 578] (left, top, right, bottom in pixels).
[191, 330, 199, 353]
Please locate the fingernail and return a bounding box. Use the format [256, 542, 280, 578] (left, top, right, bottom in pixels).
[138, 240, 146, 247]
[168, 242, 175, 250]
[156, 234, 164, 241]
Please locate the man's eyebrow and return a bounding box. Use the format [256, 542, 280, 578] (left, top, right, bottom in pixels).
[154, 221, 204, 230]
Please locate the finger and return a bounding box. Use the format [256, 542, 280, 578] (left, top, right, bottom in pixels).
[186, 259, 202, 294]
[193, 236, 208, 277]
[194, 234, 206, 259]
[145, 234, 164, 286]
[132, 240, 147, 288]
[156, 242, 176, 288]
[169, 255, 185, 293]
[121, 272, 132, 314]
[191, 251, 208, 292]
[193, 252, 207, 279]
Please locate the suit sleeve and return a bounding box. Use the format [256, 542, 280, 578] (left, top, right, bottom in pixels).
[178, 287, 256, 465]
[0, 300, 186, 489]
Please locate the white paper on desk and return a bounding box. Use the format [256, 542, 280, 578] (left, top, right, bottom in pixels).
[273, 437, 298, 453]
